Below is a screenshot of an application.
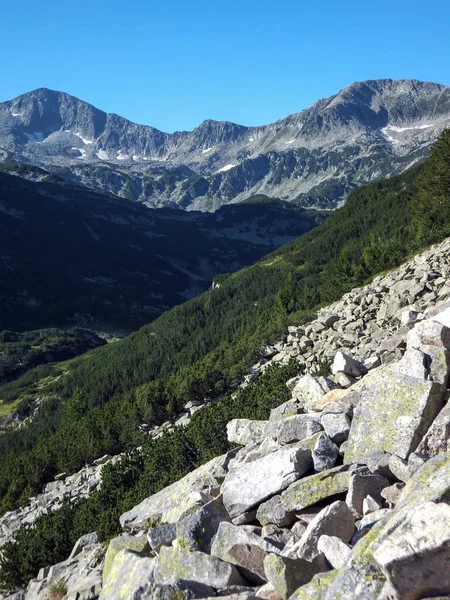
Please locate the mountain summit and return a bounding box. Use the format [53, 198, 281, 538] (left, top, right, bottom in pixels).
[1, 79, 450, 209]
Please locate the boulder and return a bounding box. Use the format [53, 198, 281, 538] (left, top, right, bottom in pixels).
[256, 495, 296, 528]
[176, 495, 230, 553]
[211, 522, 279, 584]
[99, 549, 156, 600]
[223, 446, 312, 519]
[120, 452, 235, 532]
[227, 420, 268, 446]
[269, 415, 322, 445]
[155, 546, 247, 588]
[417, 402, 450, 459]
[331, 352, 364, 377]
[312, 433, 339, 472]
[291, 375, 327, 411]
[407, 319, 450, 351]
[344, 365, 444, 463]
[103, 534, 150, 580]
[345, 474, 389, 517]
[281, 465, 351, 513]
[269, 399, 301, 422]
[263, 554, 327, 600]
[373, 501, 450, 599]
[295, 501, 355, 561]
[317, 535, 352, 569]
[362, 495, 382, 516]
[69, 531, 101, 559]
[320, 413, 350, 444]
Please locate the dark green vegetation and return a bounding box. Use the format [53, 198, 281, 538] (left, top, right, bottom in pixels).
[0, 168, 321, 331]
[1, 130, 450, 591]
[0, 361, 299, 590]
[0, 328, 105, 386]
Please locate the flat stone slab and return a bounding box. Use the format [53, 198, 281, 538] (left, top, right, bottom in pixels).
[223, 445, 312, 519]
[281, 465, 351, 513]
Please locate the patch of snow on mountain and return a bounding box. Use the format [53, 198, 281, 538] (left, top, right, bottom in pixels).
[71, 147, 86, 158]
[24, 132, 45, 143]
[285, 140, 295, 144]
[97, 150, 109, 160]
[10, 111, 22, 117]
[218, 164, 236, 173]
[388, 124, 434, 132]
[117, 150, 130, 161]
[248, 137, 254, 142]
[74, 132, 94, 144]
[202, 147, 213, 154]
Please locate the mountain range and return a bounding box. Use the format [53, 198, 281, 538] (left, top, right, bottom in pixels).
[1, 79, 450, 210]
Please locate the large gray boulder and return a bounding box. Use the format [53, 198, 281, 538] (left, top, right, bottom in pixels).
[222, 446, 312, 520]
[295, 501, 355, 561]
[120, 452, 235, 532]
[281, 465, 351, 513]
[417, 402, 450, 458]
[263, 554, 327, 600]
[176, 495, 231, 553]
[99, 549, 156, 600]
[345, 474, 389, 517]
[268, 415, 322, 445]
[255, 495, 296, 528]
[211, 522, 279, 584]
[155, 546, 247, 588]
[317, 535, 352, 569]
[312, 433, 339, 472]
[373, 501, 450, 599]
[344, 364, 444, 463]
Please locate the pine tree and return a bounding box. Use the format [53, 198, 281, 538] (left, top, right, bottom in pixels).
[413, 128, 450, 243]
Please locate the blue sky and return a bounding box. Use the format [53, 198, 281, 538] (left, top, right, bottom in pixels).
[1, 0, 449, 132]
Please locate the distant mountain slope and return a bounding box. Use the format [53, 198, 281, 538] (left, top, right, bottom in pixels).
[0, 170, 322, 331]
[1, 79, 449, 209]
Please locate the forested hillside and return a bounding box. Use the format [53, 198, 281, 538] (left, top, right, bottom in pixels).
[1, 130, 450, 590]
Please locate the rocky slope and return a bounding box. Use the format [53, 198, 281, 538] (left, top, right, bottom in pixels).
[5, 235, 450, 599]
[1, 79, 450, 210]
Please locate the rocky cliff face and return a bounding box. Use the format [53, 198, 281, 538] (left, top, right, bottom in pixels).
[1, 79, 450, 210]
[6, 236, 450, 599]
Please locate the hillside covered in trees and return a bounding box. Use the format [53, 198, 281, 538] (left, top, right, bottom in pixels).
[1, 130, 450, 589]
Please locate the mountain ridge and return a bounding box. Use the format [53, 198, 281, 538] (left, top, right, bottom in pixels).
[2, 79, 450, 210]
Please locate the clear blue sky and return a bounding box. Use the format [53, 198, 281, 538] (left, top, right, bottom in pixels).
[1, 0, 449, 132]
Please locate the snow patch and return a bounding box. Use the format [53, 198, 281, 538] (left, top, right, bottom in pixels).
[202, 147, 213, 154]
[285, 140, 295, 144]
[71, 147, 86, 158]
[97, 150, 109, 160]
[24, 132, 45, 143]
[74, 132, 94, 145]
[387, 124, 434, 133]
[116, 150, 130, 161]
[132, 154, 140, 161]
[10, 111, 22, 117]
[218, 164, 236, 173]
[248, 137, 254, 142]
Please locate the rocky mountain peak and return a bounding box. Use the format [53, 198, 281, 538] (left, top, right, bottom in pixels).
[1, 78, 450, 210]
